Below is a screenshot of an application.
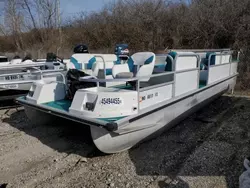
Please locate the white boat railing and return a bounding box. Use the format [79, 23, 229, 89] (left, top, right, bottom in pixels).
[78, 51, 240, 112]
[169, 49, 232, 53]
[0, 69, 66, 86]
[206, 52, 239, 85]
[0, 62, 46, 70]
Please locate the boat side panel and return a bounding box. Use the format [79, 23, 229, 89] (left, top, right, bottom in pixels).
[139, 84, 172, 110]
[230, 62, 238, 75]
[91, 77, 234, 153]
[175, 70, 199, 97]
[175, 56, 197, 71]
[208, 63, 230, 84]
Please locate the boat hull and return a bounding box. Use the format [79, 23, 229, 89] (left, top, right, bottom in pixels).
[0, 83, 32, 91]
[0, 73, 62, 98]
[91, 77, 236, 153]
[23, 76, 236, 154]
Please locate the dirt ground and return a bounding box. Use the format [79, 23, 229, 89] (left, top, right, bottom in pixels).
[0, 94, 250, 188]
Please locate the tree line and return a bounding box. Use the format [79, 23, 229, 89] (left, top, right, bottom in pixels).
[0, 0, 250, 88]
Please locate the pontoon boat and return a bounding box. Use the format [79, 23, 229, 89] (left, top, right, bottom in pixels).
[17, 49, 239, 153]
[0, 54, 67, 98]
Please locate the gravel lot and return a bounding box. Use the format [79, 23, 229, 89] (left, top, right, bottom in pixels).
[0, 95, 249, 188]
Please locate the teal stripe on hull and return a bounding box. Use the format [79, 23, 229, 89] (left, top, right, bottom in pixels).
[43, 100, 72, 112]
[98, 116, 127, 122]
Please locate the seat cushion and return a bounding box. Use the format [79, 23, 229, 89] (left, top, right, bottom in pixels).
[115, 72, 134, 79]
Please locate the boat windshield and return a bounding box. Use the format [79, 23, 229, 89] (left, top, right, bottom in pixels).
[0, 57, 8, 63]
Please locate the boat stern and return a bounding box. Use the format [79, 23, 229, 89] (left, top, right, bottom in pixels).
[69, 87, 139, 121]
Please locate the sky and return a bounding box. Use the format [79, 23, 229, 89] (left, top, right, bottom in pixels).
[0, 0, 114, 23]
[0, 1, 4, 24]
[60, 0, 115, 17]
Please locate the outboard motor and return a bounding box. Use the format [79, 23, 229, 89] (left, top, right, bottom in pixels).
[66, 69, 96, 100]
[22, 54, 32, 62]
[115, 44, 129, 63]
[45, 53, 63, 70]
[46, 53, 57, 62]
[73, 44, 89, 54]
[13, 55, 21, 59]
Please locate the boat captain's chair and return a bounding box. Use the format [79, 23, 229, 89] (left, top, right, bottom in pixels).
[112, 52, 156, 82]
[68, 54, 96, 74]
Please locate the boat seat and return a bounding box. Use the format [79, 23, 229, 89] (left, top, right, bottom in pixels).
[198, 52, 216, 70]
[112, 63, 131, 79]
[112, 52, 156, 82]
[165, 51, 198, 71]
[92, 54, 118, 78]
[69, 54, 96, 70]
[165, 51, 176, 71]
[10, 59, 22, 64]
[153, 56, 167, 73]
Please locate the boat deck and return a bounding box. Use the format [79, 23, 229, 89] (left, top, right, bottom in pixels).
[43, 99, 126, 122]
[43, 100, 71, 112]
[42, 79, 207, 119]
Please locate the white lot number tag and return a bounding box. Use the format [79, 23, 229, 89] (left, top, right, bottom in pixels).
[3, 84, 18, 89]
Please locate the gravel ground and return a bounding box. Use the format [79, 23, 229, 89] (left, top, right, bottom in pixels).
[0, 95, 250, 188]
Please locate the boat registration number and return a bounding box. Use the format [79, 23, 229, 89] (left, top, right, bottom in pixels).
[5, 75, 23, 80]
[2, 84, 18, 89]
[100, 98, 122, 105]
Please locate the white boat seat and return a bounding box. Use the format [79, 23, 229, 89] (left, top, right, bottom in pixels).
[69, 54, 96, 70]
[92, 54, 118, 77]
[153, 56, 168, 73]
[22, 60, 33, 64]
[112, 63, 131, 78]
[10, 59, 22, 64]
[112, 52, 156, 82]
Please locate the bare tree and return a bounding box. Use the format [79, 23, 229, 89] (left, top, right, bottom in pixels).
[1, 0, 250, 88]
[4, 0, 25, 51]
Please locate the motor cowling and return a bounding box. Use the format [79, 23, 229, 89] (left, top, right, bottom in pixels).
[115, 44, 129, 61]
[46, 53, 57, 62]
[73, 44, 89, 54]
